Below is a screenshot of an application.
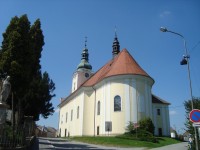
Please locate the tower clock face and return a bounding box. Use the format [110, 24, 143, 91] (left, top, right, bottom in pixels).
[85, 73, 89, 78]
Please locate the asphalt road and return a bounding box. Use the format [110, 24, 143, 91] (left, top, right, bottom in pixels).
[36, 137, 188, 150]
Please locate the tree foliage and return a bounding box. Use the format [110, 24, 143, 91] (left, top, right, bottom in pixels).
[138, 117, 155, 135]
[0, 14, 55, 121]
[184, 97, 200, 135]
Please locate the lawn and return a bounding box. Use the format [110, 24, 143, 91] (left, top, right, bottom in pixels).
[70, 136, 181, 149]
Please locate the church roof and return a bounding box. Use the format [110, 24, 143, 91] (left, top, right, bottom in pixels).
[83, 48, 154, 87]
[58, 48, 155, 108]
[152, 94, 170, 105]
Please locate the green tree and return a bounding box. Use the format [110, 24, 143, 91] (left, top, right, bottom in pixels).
[184, 97, 200, 135]
[139, 117, 155, 135]
[0, 14, 55, 122]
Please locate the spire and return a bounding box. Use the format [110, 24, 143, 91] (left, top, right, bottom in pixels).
[77, 37, 92, 71]
[112, 27, 120, 58]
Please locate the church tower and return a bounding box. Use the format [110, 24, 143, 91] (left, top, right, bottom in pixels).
[71, 38, 92, 92]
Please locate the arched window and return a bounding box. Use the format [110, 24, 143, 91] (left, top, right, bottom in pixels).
[77, 106, 79, 119]
[97, 101, 100, 115]
[114, 95, 121, 111]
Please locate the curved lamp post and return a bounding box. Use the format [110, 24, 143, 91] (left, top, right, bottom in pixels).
[160, 27, 198, 150]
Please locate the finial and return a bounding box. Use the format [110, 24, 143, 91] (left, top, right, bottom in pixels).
[85, 36, 87, 48]
[114, 26, 117, 38]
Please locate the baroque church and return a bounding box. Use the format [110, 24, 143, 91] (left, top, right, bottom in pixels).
[58, 34, 170, 137]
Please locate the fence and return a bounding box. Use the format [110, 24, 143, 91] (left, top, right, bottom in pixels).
[0, 125, 26, 150]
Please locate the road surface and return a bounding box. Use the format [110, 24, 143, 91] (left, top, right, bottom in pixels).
[37, 137, 188, 150]
[38, 137, 145, 150]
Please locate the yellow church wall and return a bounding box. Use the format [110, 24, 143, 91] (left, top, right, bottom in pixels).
[136, 79, 145, 120]
[72, 93, 85, 136]
[110, 79, 125, 135]
[82, 89, 95, 136]
[91, 78, 127, 136]
[59, 74, 170, 137]
[95, 85, 104, 135]
[59, 91, 85, 137]
[128, 76, 153, 124]
[94, 75, 154, 136]
[59, 99, 72, 137]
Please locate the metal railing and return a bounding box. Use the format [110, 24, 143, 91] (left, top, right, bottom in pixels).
[0, 125, 26, 149]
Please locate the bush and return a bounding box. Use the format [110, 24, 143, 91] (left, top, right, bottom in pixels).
[125, 121, 135, 134]
[137, 129, 157, 143]
[138, 117, 155, 135]
[124, 118, 157, 143]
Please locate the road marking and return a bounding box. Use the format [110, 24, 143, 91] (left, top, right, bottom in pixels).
[47, 139, 55, 149]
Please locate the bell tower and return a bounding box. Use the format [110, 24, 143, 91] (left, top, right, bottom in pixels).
[71, 37, 92, 92]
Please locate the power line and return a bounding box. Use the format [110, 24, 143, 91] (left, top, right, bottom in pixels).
[169, 105, 184, 109]
[189, 40, 200, 54]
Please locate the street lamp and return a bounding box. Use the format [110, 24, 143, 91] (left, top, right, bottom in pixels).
[160, 27, 198, 150]
[160, 27, 194, 109]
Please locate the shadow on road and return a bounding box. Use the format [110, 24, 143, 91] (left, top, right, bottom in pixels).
[37, 137, 115, 150]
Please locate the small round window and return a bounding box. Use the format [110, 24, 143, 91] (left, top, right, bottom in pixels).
[85, 73, 89, 78]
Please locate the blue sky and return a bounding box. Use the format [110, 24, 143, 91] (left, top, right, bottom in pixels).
[0, 0, 200, 134]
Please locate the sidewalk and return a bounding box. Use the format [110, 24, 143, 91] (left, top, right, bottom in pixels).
[150, 142, 188, 150]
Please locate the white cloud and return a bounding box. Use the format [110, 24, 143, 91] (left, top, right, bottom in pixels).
[170, 110, 177, 115]
[160, 11, 171, 18]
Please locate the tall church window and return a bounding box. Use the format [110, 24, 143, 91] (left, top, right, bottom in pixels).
[66, 112, 68, 123]
[157, 109, 161, 115]
[71, 109, 73, 121]
[114, 95, 121, 111]
[61, 115, 63, 124]
[65, 129, 67, 137]
[97, 101, 100, 115]
[97, 126, 100, 135]
[77, 106, 79, 119]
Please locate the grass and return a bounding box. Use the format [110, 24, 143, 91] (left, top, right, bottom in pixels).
[69, 136, 182, 149]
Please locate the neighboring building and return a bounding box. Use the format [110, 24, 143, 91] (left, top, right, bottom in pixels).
[58, 34, 170, 137]
[183, 131, 190, 141]
[170, 127, 176, 138]
[35, 125, 57, 137]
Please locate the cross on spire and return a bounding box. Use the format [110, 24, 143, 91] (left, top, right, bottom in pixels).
[115, 26, 117, 38]
[85, 36, 87, 48]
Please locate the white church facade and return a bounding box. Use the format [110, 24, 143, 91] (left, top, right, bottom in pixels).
[58, 35, 170, 137]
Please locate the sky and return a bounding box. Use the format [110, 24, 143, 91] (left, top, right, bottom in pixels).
[0, 0, 200, 134]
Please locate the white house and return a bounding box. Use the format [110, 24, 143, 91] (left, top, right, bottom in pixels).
[58, 35, 170, 137]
